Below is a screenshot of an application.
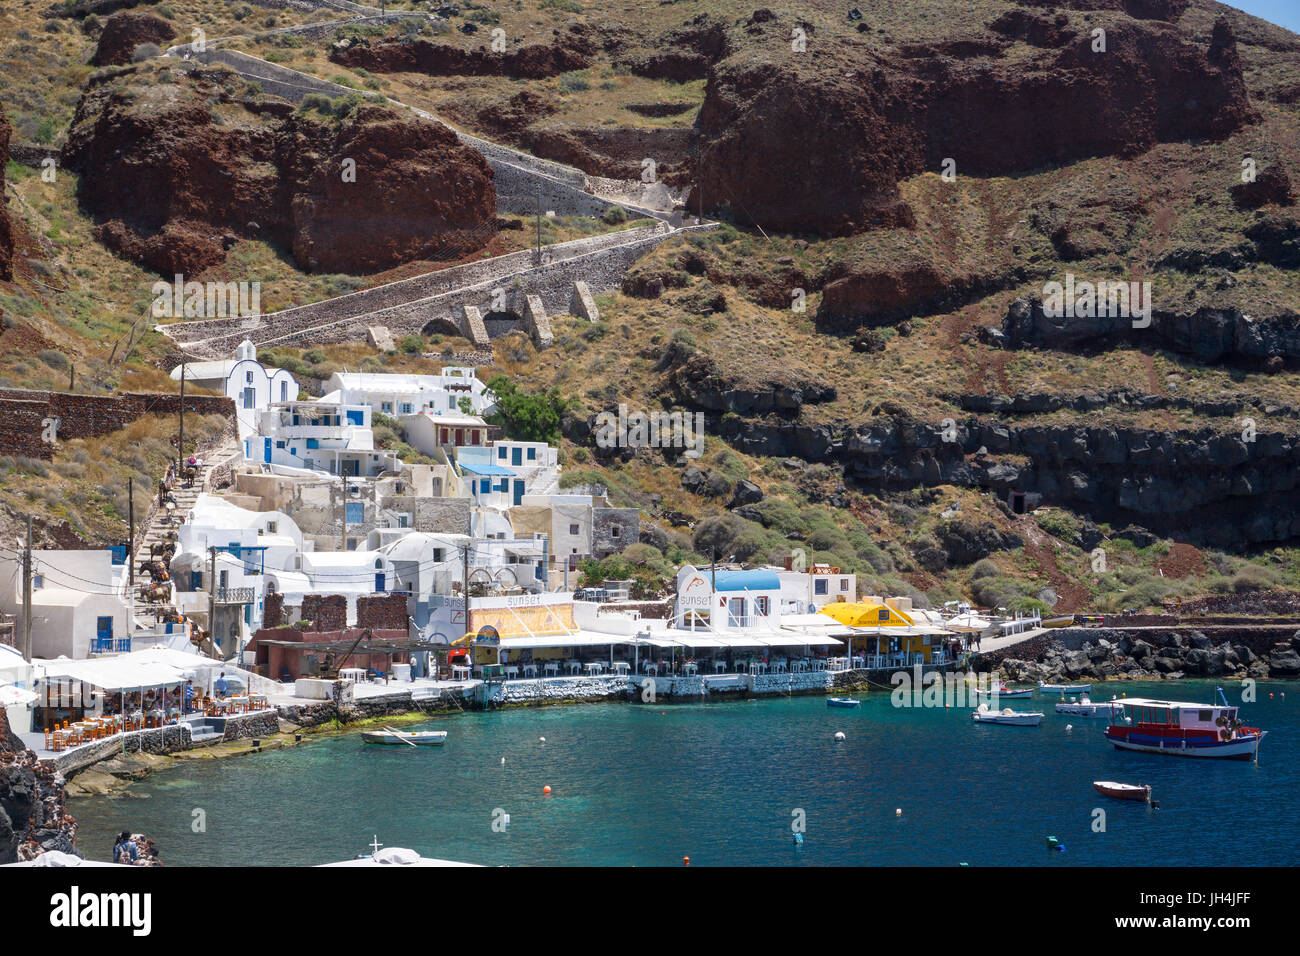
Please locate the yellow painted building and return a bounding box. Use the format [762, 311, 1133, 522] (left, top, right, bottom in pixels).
[820, 601, 945, 663]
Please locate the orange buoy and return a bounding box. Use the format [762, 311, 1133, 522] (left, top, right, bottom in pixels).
[543, 785, 552, 794]
[683, 856, 690, 866]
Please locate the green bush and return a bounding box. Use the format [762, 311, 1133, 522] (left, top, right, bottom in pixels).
[484, 375, 567, 444]
[400, 334, 424, 354]
[602, 205, 627, 225]
[38, 350, 69, 371]
[132, 43, 161, 62]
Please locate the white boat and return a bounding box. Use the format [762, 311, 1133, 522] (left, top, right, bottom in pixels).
[362, 729, 448, 747]
[1039, 681, 1092, 695]
[1093, 781, 1151, 802]
[972, 684, 1035, 700]
[1055, 695, 1121, 717]
[319, 837, 479, 867]
[971, 704, 1043, 726]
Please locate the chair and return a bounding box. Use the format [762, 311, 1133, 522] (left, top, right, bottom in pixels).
[44, 727, 54, 750]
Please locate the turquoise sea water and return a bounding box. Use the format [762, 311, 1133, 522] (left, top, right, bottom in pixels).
[69, 681, 1300, 866]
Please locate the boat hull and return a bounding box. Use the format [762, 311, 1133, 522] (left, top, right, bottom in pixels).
[971, 713, 1043, 726]
[974, 688, 1034, 699]
[362, 731, 448, 747]
[1039, 683, 1092, 694]
[1093, 781, 1150, 801]
[1055, 702, 1121, 717]
[826, 698, 860, 708]
[1103, 730, 1265, 759]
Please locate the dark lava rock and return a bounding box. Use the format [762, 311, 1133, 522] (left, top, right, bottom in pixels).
[936, 519, 1024, 565]
[728, 479, 764, 508]
[680, 466, 707, 494]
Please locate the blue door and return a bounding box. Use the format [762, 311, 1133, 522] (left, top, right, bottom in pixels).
[95, 616, 113, 652]
[513, 480, 524, 506]
[346, 409, 364, 425]
[512, 447, 522, 466]
[264, 437, 272, 462]
[375, 573, 386, 592]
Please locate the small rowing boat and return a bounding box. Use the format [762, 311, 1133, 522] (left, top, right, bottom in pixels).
[827, 697, 860, 708]
[362, 729, 448, 747]
[1093, 781, 1151, 802]
[972, 683, 1035, 699]
[1039, 681, 1092, 695]
[971, 704, 1043, 726]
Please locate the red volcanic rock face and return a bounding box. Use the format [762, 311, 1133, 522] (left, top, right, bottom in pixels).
[91, 11, 176, 66]
[697, 17, 1255, 236]
[287, 105, 499, 273]
[330, 30, 592, 79]
[0, 106, 13, 281]
[62, 68, 497, 276]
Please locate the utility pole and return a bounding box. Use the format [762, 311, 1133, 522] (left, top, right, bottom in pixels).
[697, 136, 703, 222]
[21, 516, 32, 663]
[462, 537, 471, 631]
[208, 545, 217, 657]
[178, 360, 186, 476]
[128, 478, 135, 590]
[340, 486, 347, 552]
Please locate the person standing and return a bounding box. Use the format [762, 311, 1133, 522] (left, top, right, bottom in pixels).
[183, 679, 195, 714]
[215, 672, 228, 698]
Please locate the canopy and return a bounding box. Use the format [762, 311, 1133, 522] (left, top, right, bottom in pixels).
[0, 683, 38, 707]
[821, 602, 914, 628]
[496, 632, 626, 650]
[35, 657, 184, 692]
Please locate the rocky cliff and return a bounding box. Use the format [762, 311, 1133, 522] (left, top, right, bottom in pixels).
[695, 11, 1254, 234]
[0, 709, 79, 864]
[62, 64, 497, 276]
[90, 10, 176, 67]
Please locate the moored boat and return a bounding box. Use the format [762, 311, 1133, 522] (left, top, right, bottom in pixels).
[827, 697, 860, 708]
[1039, 681, 1092, 695]
[971, 704, 1043, 726]
[1093, 781, 1151, 802]
[1055, 695, 1121, 717]
[1103, 693, 1265, 760]
[972, 683, 1035, 700]
[362, 729, 448, 747]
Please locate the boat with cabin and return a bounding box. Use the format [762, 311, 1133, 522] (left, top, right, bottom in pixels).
[1103, 691, 1265, 760]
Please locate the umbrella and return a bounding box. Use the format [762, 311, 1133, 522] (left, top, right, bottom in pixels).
[0, 683, 38, 707]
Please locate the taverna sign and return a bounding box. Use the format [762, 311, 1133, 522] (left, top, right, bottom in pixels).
[676, 566, 712, 608]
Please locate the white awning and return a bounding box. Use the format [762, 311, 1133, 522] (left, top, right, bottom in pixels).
[496, 632, 632, 650]
[35, 658, 185, 692]
[766, 632, 845, 647]
[0, 683, 38, 707]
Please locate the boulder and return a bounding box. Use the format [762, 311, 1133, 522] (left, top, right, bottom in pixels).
[728, 479, 764, 508]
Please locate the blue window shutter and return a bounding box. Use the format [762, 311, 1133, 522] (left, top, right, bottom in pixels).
[528, 447, 536, 460]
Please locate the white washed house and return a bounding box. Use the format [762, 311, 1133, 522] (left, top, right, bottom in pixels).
[171, 340, 299, 443]
[324, 368, 497, 419]
[250, 400, 401, 478]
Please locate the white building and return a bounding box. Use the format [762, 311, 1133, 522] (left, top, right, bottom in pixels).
[0, 550, 131, 660]
[324, 368, 497, 419]
[674, 565, 782, 631]
[171, 339, 299, 443]
[455, 441, 560, 508]
[401, 411, 493, 457]
[249, 400, 401, 478]
[776, 564, 857, 613]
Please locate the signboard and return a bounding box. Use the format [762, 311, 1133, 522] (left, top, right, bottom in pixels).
[677, 569, 712, 608]
[475, 625, 500, 647]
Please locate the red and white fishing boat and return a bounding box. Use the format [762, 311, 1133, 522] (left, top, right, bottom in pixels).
[1104, 695, 1265, 760]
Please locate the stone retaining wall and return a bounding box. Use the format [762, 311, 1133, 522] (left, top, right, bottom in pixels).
[221, 710, 281, 742]
[0, 389, 235, 460]
[45, 725, 192, 776]
[487, 675, 632, 706]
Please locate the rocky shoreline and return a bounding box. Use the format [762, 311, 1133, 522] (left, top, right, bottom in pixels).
[982, 630, 1300, 684]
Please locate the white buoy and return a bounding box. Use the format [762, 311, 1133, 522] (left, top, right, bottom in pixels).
[895, 808, 902, 817]
[501, 757, 506, 764]
[1066, 724, 1073, 733]
[539, 737, 546, 743]
[834, 731, 846, 741]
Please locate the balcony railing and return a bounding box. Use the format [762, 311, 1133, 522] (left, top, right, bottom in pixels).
[215, 587, 256, 604]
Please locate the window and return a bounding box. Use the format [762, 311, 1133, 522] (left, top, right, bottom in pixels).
[814, 579, 828, 595]
[33, 574, 44, 589]
[611, 526, 621, 538]
[498, 447, 507, 459]
[756, 596, 770, 616]
[246, 371, 254, 383]
[280, 381, 288, 401]
[276, 440, 286, 449]
[727, 598, 747, 627]
[219, 570, 229, 589]
[401, 403, 413, 415]
[433, 549, 444, 562]
[527, 447, 536, 460]
[840, 579, 849, 591]
[266, 521, 277, 535]
[471, 430, 480, 444]
[684, 610, 709, 630]
[346, 539, 357, 551]
[569, 524, 580, 536]
[345, 503, 364, 524]
[381, 402, 393, 414]
[397, 514, 409, 528]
